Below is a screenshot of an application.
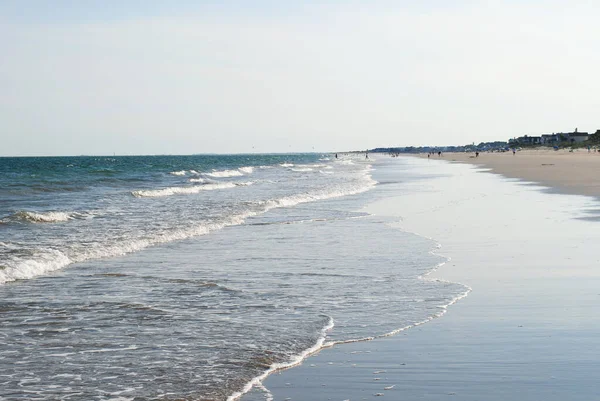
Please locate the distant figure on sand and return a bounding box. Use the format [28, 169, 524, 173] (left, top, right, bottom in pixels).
[438, 151, 441, 157]
[335, 153, 338, 159]
[475, 151, 479, 157]
[512, 149, 516, 155]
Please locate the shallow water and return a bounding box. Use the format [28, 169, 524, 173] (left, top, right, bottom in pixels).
[0, 154, 373, 283]
[0, 155, 468, 400]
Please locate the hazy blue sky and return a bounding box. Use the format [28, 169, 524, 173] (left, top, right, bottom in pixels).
[2, 0, 599, 156]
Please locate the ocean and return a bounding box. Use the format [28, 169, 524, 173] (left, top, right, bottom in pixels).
[0, 154, 468, 400]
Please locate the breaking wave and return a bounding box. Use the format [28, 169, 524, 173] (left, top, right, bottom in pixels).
[170, 170, 201, 176]
[2, 211, 94, 224]
[0, 211, 256, 284]
[189, 178, 209, 183]
[204, 167, 254, 178]
[2, 169, 376, 284]
[131, 182, 253, 197]
[205, 170, 243, 178]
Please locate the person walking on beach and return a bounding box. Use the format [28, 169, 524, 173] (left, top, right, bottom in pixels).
[512, 148, 516, 155]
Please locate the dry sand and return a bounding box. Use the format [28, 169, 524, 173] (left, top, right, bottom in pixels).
[422, 148, 600, 197]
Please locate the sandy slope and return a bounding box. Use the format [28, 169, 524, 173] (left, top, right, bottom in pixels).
[423, 148, 600, 197]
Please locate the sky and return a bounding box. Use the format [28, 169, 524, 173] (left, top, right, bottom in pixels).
[2, 0, 600, 156]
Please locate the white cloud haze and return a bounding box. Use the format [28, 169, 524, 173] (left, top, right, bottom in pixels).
[2, 1, 600, 155]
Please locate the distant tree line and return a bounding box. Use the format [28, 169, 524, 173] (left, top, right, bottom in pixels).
[370, 129, 600, 153]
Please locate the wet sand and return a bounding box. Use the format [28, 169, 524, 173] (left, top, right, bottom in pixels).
[241, 156, 600, 401]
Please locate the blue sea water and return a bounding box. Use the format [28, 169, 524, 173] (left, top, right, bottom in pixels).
[0, 154, 467, 400]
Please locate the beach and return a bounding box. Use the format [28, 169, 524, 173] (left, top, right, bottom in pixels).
[425, 148, 600, 197]
[2, 153, 599, 400]
[2, 154, 464, 400]
[5, 2, 600, 400]
[244, 155, 600, 401]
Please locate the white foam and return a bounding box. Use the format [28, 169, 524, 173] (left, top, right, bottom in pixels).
[0, 209, 259, 284]
[290, 168, 313, 172]
[19, 211, 72, 223]
[170, 170, 187, 176]
[204, 166, 254, 177]
[280, 163, 294, 167]
[1, 165, 373, 285]
[225, 170, 475, 401]
[204, 169, 244, 178]
[227, 317, 335, 401]
[262, 175, 377, 211]
[5, 210, 95, 224]
[131, 182, 251, 197]
[241, 259, 468, 398]
[0, 248, 72, 284]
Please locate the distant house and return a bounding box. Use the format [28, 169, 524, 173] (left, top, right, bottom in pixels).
[567, 132, 589, 143]
[515, 135, 542, 145]
[476, 141, 508, 151]
[539, 131, 589, 145]
[541, 134, 559, 144]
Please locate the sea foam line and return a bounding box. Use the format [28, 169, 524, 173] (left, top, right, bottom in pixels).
[169, 167, 254, 178]
[226, 316, 335, 401]
[228, 279, 470, 401]
[227, 222, 471, 401]
[325, 234, 472, 344]
[131, 182, 253, 197]
[0, 210, 256, 284]
[1, 210, 95, 224]
[204, 166, 254, 178]
[1, 167, 376, 284]
[261, 170, 377, 211]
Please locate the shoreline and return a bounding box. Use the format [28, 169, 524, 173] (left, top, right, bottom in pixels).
[243, 156, 600, 401]
[417, 148, 600, 198]
[236, 246, 471, 401]
[232, 210, 471, 401]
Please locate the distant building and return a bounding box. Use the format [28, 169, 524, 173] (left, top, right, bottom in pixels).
[476, 141, 508, 151]
[514, 135, 542, 145]
[567, 132, 589, 143]
[541, 134, 559, 144]
[538, 131, 589, 145]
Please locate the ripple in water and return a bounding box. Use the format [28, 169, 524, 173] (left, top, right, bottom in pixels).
[0, 205, 467, 400]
